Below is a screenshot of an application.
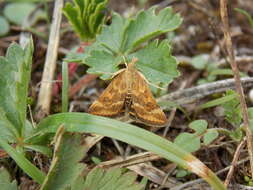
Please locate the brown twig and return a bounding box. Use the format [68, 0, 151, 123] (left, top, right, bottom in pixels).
[158, 77, 253, 105]
[224, 137, 246, 187]
[220, 0, 253, 179]
[36, 0, 64, 119]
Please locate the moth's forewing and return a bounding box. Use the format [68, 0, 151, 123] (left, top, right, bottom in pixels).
[130, 70, 167, 126]
[88, 71, 127, 116]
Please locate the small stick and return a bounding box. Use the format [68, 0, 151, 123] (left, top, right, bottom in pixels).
[159, 77, 253, 105]
[36, 0, 64, 118]
[224, 137, 246, 187]
[220, 0, 253, 178]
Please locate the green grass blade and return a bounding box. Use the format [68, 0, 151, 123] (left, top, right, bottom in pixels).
[235, 8, 253, 28]
[34, 113, 226, 190]
[61, 62, 69, 113]
[198, 93, 237, 110]
[0, 138, 45, 184]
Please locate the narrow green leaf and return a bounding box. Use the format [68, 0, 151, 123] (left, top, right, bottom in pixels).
[63, 0, 107, 41]
[0, 38, 34, 137]
[24, 145, 52, 157]
[62, 62, 69, 112]
[0, 167, 18, 190]
[199, 93, 238, 110]
[31, 113, 226, 190]
[0, 138, 45, 184]
[209, 68, 246, 77]
[235, 8, 253, 28]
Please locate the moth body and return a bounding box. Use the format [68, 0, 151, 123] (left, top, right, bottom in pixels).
[88, 59, 167, 127]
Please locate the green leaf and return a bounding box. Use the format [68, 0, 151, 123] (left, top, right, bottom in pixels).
[0, 138, 45, 184]
[29, 113, 225, 190]
[0, 16, 10, 36]
[203, 130, 219, 145]
[0, 167, 18, 190]
[221, 90, 242, 126]
[40, 127, 86, 190]
[0, 108, 18, 143]
[132, 40, 179, 85]
[63, 0, 108, 41]
[249, 107, 253, 132]
[91, 6, 182, 54]
[190, 54, 209, 70]
[229, 127, 243, 142]
[176, 168, 189, 178]
[0, 167, 17, 190]
[62, 62, 69, 112]
[4, 2, 36, 25]
[174, 133, 201, 153]
[24, 145, 52, 157]
[91, 156, 102, 164]
[235, 8, 253, 28]
[189, 120, 208, 134]
[199, 92, 238, 110]
[97, 13, 127, 53]
[82, 168, 144, 190]
[121, 6, 182, 53]
[85, 50, 121, 79]
[0, 38, 34, 137]
[209, 68, 247, 77]
[83, 6, 181, 84]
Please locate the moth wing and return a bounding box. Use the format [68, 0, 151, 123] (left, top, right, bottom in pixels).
[130, 71, 167, 126]
[88, 71, 127, 117]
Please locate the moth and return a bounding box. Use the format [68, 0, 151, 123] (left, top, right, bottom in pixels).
[88, 58, 167, 126]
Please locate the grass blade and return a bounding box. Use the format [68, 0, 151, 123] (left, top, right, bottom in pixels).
[0, 138, 45, 184]
[34, 113, 226, 190]
[61, 61, 69, 112]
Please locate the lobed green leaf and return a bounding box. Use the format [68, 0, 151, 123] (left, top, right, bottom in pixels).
[40, 127, 86, 190]
[122, 6, 182, 53]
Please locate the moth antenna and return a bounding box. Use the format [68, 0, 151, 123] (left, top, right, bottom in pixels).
[148, 82, 167, 90]
[96, 71, 114, 76]
[138, 71, 167, 90]
[122, 56, 128, 67]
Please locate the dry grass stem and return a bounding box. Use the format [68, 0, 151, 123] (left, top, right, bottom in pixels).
[36, 0, 64, 118]
[220, 0, 253, 178]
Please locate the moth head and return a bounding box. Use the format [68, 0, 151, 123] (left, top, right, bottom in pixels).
[127, 57, 138, 71]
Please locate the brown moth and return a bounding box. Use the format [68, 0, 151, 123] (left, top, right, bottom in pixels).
[88, 58, 167, 126]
